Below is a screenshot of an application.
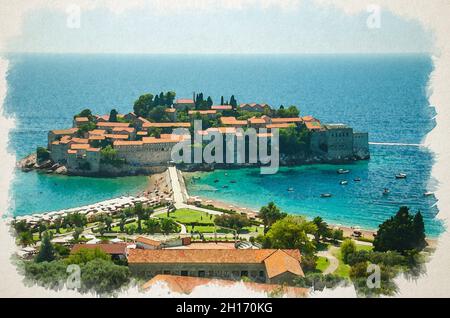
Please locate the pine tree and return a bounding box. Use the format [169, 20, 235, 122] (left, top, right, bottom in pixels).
[207, 96, 213, 108]
[35, 233, 56, 263]
[220, 96, 224, 105]
[230, 95, 237, 109]
[413, 211, 427, 250]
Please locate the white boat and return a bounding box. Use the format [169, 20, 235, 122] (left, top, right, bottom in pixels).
[337, 169, 350, 174]
[287, 187, 294, 192]
[339, 180, 348, 185]
[321, 193, 332, 198]
[424, 192, 434, 197]
[383, 188, 390, 195]
[395, 173, 407, 179]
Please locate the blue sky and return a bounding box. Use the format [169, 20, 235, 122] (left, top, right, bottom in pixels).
[7, 0, 432, 54]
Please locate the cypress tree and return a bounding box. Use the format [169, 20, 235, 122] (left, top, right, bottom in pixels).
[413, 212, 427, 250]
[36, 233, 56, 263]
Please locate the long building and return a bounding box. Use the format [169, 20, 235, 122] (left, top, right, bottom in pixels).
[127, 248, 304, 285]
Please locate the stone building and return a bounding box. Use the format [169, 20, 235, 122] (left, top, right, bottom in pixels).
[127, 248, 304, 285]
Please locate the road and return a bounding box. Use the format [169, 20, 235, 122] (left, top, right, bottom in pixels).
[317, 246, 339, 275]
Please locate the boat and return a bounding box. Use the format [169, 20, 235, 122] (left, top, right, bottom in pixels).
[383, 188, 390, 195]
[222, 185, 229, 189]
[395, 173, 407, 179]
[320, 193, 332, 198]
[214, 179, 219, 183]
[354, 177, 361, 182]
[337, 169, 350, 174]
[424, 192, 434, 197]
[230, 180, 237, 183]
[339, 180, 348, 185]
[287, 187, 294, 192]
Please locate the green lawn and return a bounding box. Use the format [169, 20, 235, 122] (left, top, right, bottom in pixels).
[159, 208, 215, 224]
[331, 247, 351, 278]
[316, 256, 330, 273]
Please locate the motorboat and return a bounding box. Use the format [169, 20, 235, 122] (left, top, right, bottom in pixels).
[337, 169, 350, 174]
[287, 187, 294, 192]
[395, 173, 407, 179]
[424, 192, 434, 197]
[339, 180, 348, 185]
[383, 188, 390, 195]
[230, 180, 237, 183]
[354, 177, 361, 182]
[320, 193, 332, 198]
[214, 179, 219, 183]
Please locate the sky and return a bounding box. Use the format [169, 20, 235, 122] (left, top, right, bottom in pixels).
[4, 0, 433, 54]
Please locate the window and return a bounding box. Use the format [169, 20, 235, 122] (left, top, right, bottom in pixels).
[163, 270, 171, 275]
[259, 271, 265, 278]
[198, 271, 205, 277]
[181, 271, 188, 276]
[241, 271, 249, 277]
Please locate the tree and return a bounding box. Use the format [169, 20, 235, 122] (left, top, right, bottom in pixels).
[80, 259, 130, 295]
[259, 202, 287, 234]
[133, 93, 154, 117]
[214, 214, 251, 234]
[230, 95, 237, 109]
[36, 147, 50, 162]
[206, 96, 213, 108]
[279, 126, 310, 156]
[312, 216, 329, 243]
[220, 96, 224, 105]
[76, 122, 96, 137]
[145, 218, 160, 234]
[18, 231, 34, 247]
[36, 233, 56, 263]
[73, 227, 84, 242]
[66, 247, 111, 265]
[148, 105, 169, 122]
[160, 218, 178, 235]
[119, 213, 127, 232]
[134, 203, 150, 233]
[37, 222, 47, 240]
[105, 216, 113, 232]
[330, 229, 344, 243]
[109, 109, 118, 122]
[341, 239, 356, 264]
[373, 206, 427, 253]
[265, 216, 316, 255]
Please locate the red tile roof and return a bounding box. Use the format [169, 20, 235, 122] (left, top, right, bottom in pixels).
[176, 99, 195, 104]
[96, 122, 130, 128]
[113, 140, 144, 146]
[188, 110, 217, 115]
[143, 122, 191, 128]
[104, 134, 129, 140]
[165, 108, 177, 113]
[136, 236, 162, 247]
[74, 117, 89, 122]
[266, 123, 295, 129]
[305, 121, 322, 130]
[248, 117, 266, 124]
[211, 105, 232, 110]
[271, 117, 303, 123]
[51, 128, 78, 135]
[220, 117, 247, 126]
[70, 143, 90, 150]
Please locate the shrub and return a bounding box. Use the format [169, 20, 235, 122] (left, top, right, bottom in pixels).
[340, 239, 356, 264]
[36, 147, 50, 162]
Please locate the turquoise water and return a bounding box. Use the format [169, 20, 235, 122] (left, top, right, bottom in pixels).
[3, 54, 443, 235]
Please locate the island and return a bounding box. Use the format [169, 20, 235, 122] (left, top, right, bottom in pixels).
[19, 91, 369, 176]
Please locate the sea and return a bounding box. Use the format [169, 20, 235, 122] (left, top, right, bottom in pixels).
[3, 53, 444, 236]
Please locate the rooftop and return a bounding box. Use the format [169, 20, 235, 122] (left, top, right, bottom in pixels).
[220, 117, 247, 126]
[96, 122, 130, 128]
[136, 236, 162, 247]
[211, 105, 232, 110]
[51, 128, 78, 135]
[143, 122, 191, 128]
[176, 98, 195, 104]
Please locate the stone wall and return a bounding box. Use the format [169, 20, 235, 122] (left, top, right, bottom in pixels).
[353, 132, 370, 159]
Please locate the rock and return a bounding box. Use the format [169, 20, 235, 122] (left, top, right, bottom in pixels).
[37, 160, 53, 169]
[55, 166, 67, 175]
[17, 153, 37, 169]
[50, 163, 60, 171]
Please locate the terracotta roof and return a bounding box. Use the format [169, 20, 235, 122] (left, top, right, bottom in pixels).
[104, 134, 129, 140]
[74, 117, 89, 122]
[95, 114, 125, 121]
[67, 149, 77, 154]
[113, 140, 144, 146]
[143, 122, 191, 128]
[305, 121, 322, 130]
[266, 123, 295, 129]
[88, 135, 106, 140]
[271, 117, 303, 123]
[96, 122, 130, 128]
[112, 127, 135, 133]
[263, 249, 304, 279]
[136, 131, 148, 136]
[205, 127, 237, 134]
[188, 110, 217, 115]
[165, 108, 176, 113]
[89, 129, 106, 136]
[302, 115, 318, 122]
[60, 135, 72, 144]
[70, 143, 90, 150]
[220, 117, 247, 126]
[51, 128, 78, 135]
[136, 236, 162, 247]
[128, 248, 300, 265]
[86, 147, 101, 152]
[176, 98, 195, 104]
[71, 137, 89, 144]
[211, 105, 232, 110]
[142, 275, 308, 297]
[248, 117, 266, 124]
[71, 243, 127, 255]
